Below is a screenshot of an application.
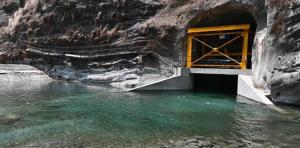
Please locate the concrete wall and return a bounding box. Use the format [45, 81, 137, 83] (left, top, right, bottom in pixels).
[129, 68, 193, 91]
[237, 75, 273, 105]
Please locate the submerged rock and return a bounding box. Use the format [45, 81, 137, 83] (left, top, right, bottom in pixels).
[164, 136, 277, 148]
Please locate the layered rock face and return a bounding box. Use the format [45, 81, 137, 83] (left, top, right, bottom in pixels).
[0, 0, 299, 105]
[264, 0, 300, 105]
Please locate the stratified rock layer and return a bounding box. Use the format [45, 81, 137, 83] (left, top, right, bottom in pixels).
[0, 0, 299, 105]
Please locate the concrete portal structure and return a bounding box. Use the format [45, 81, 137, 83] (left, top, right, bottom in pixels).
[129, 67, 275, 106]
[129, 25, 274, 106]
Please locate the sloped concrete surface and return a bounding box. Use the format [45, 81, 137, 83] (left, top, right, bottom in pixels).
[127, 68, 193, 91]
[237, 75, 273, 105]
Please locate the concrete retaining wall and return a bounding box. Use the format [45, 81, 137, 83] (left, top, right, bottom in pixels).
[128, 68, 193, 91]
[237, 75, 273, 105]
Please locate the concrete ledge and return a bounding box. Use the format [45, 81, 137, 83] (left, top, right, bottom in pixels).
[127, 68, 193, 91]
[190, 68, 251, 75]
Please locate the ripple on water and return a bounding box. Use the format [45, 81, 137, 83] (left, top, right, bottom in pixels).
[0, 107, 5, 114]
[0, 82, 300, 147]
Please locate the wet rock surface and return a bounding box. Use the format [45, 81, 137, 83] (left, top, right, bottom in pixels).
[265, 1, 300, 105]
[161, 136, 279, 148]
[0, 64, 52, 81]
[6, 136, 281, 148]
[0, 0, 299, 104]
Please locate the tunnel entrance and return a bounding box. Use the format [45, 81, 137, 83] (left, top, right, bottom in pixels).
[193, 74, 238, 94]
[186, 8, 257, 70]
[186, 7, 257, 94]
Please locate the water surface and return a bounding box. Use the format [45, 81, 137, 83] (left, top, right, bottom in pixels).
[0, 81, 300, 147]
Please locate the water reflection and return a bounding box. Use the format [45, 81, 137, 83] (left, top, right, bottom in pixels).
[0, 80, 53, 106]
[231, 104, 300, 147]
[0, 82, 299, 147]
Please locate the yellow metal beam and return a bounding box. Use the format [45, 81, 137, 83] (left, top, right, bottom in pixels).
[192, 64, 240, 68]
[186, 35, 193, 68]
[201, 37, 205, 56]
[207, 53, 251, 56]
[186, 24, 251, 69]
[193, 32, 242, 37]
[192, 49, 215, 64]
[192, 37, 214, 50]
[214, 50, 241, 65]
[192, 35, 242, 65]
[241, 29, 249, 69]
[188, 24, 250, 34]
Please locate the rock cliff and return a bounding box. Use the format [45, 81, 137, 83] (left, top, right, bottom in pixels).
[0, 0, 299, 105]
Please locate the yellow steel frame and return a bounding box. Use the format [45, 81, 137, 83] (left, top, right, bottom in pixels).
[186, 24, 250, 69]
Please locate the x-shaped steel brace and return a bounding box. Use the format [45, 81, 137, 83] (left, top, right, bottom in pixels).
[192, 34, 242, 65]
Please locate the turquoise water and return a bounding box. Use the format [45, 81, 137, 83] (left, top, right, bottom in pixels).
[1, 81, 300, 147]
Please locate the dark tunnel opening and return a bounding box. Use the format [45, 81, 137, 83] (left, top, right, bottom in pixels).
[193, 74, 238, 94]
[191, 10, 257, 29]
